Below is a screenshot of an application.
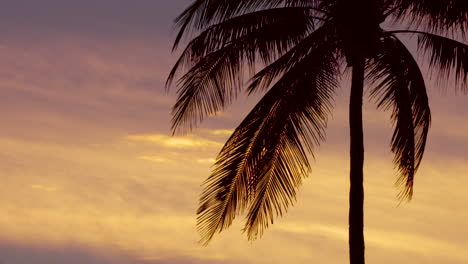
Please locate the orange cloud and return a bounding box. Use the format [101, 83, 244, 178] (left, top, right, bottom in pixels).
[206, 129, 234, 136]
[127, 134, 222, 149]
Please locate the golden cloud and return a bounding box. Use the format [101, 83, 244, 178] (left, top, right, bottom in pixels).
[196, 158, 216, 164]
[30, 185, 57, 192]
[207, 129, 234, 136]
[126, 134, 222, 149]
[277, 222, 468, 261]
[138, 155, 172, 163]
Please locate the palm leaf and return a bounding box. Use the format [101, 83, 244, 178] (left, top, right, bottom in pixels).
[172, 0, 290, 49]
[392, 0, 468, 33]
[389, 30, 468, 91]
[197, 44, 339, 244]
[367, 34, 431, 200]
[170, 7, 323, 133]
[171, 47, 243, 134]
[417, 32, 468, 91]
[167, 6, 320, 88]
[247, 21, 337, 93]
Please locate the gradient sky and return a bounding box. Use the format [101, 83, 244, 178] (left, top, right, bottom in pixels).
[0, 1, 467, 264]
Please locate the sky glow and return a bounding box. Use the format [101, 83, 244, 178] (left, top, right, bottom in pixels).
[0, 1, 467, 264]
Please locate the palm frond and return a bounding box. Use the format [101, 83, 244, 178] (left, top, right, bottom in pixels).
[247, 21, 337, 93]
[389, 30, 467, 91]
[367, 34, 431, 200]
[170, 9, 320, 134]
[197, 45, 339, 244]
[391, 0, 468, 34]
[171, 47, 244, 134]
[167, 6, 320, 88]
[172, 0, 205, 50]
[416, 32, 468, 91]
[172, 0, 313, 50]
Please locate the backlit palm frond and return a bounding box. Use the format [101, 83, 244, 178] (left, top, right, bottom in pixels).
[244, 51, 338, 240]
[171, 47, 243, 134]
[367, 34, 431, 200]
[197, 45, 339, 244]
[416, 32, 468, 91]
[392, 0, 468, 34]
[172, 0, 317, 50]
[172, 0, 204, 50]
[247, 21, 337, 93]
[170, 8, 320, 134]
[167, 6, 320, 88]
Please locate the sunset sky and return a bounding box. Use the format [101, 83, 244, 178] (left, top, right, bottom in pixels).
[0, 1, 467, 263]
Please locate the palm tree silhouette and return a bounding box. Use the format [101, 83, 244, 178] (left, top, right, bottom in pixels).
[167, 1, 467, 263]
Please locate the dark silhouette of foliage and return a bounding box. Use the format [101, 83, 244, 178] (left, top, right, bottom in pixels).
[167, 1, 467, 263]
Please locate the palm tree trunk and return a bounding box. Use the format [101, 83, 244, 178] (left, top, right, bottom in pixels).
[349, 55, 365, 264]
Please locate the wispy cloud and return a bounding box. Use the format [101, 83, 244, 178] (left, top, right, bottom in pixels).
[138, 155, 172, 164]
[277, 222, 468, 261]
[30, 185, 57, 192]
[127, 134, 222, 149]
[196, 158, 216, 164]
[206, 129, 234, 136]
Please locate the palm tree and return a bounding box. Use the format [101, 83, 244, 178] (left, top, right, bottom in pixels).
[166, 1, 467, 263]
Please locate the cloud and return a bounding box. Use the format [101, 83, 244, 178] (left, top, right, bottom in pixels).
[127, 134, 222, 149]
[0, 0, 186, 39]
[0, 241, 236, 264]
[277, 222, 468, 262]
[30, 185, 57, 192]
[138, 156, 173, 164]
[196, 158, 216, 164]
[0, 35, 178, 146]
[206, 129, 234, 136]
[0, 241, 130, 264]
